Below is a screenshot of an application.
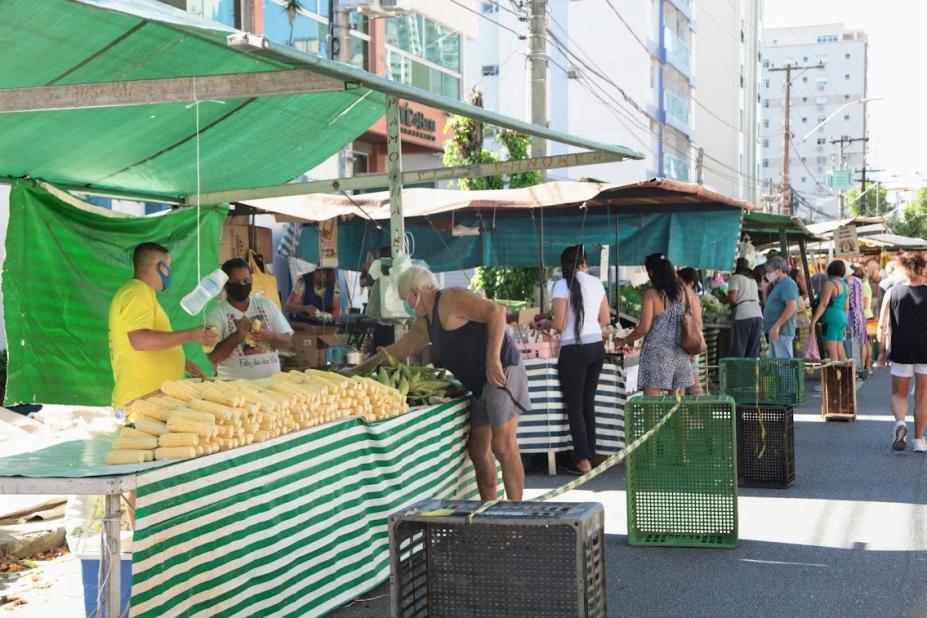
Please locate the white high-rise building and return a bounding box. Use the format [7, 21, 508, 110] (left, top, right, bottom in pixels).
[761, 24, 869, 218]
[693, 0, 764, 204]
[466, 1, 762, 202]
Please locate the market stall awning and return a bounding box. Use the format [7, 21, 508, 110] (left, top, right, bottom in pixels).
[806, 217, 888, 238]
[741, 211, 820, 246]
[247, 178, 753, 222]
[860, 233, 927, 250]
[0, 0, 641, 202]
[280, 179, 752, 272]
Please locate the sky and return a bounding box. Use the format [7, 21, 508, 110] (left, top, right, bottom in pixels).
[764, 0, 927, 189]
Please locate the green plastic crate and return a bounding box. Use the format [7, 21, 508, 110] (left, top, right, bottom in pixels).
[719, 358, 806, 405]
[626, 396, 738, 549]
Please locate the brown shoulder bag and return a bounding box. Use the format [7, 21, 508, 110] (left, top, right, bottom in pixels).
[681, 290, 707, 355]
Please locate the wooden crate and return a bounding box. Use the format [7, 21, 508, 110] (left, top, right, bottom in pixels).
[821, 361, 857, 421]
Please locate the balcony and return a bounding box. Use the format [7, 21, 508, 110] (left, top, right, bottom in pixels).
[664, 27, 691, 72]
[664, 89, 690, 130]
[663, 153, 690, 181]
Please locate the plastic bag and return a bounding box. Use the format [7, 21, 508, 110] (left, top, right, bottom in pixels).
[248, 249, 282, 309]
[802, 333, 821, 362]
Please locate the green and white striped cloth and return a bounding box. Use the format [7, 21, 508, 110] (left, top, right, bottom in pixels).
[131, 399, 483, 617]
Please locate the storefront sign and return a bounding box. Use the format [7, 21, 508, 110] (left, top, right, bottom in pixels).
[399, 103, 437, 142]
[834, 224, 860, 257]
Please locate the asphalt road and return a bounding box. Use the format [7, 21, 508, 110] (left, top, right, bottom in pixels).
[332, 367, 927, 617]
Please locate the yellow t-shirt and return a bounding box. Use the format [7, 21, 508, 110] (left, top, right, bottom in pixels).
[108, 279, 185, 407]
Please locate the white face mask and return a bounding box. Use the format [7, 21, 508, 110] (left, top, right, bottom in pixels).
[765, 272, 778, 283]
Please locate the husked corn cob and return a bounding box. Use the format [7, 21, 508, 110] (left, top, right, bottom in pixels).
[112, 435, 159, 450]
[149, 395, 188, 410]
[164, 408, 216, 425]
[133, 416, 169, 437]
[167, 416, 214, 437]
[189, 399, 235, 421]
[198, 384, 242, 408]
[253, 430, 270, 442]
[120, 426, 151, 439]
[105, 449, 151, 464]
[155, 446, 197, 460]
[159, 432, 200, 447]
[161, 380, 199, 401]
[126, 399, 165, 421]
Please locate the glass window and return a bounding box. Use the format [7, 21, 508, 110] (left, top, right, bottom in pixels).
[763, 99, 769, 108]
[481, 1, 498, 12]
[844, 114, 850, 121]
[763, 119, 769, 128]
[387, 14, 461, 72]
[801, 177, 807, 183]
[816, 137, 827, 145]
[186, 0, 236, 26]
[387, 49, 460, 98]
[763, 79, 770, 88]
[763, 159, 769, 168]
[801, 117, 807, 123]
[762, 138, 769, 148]
[845, 74, 850, 80]
[263, 0, 328, 56]
[845, 53, 851, 59]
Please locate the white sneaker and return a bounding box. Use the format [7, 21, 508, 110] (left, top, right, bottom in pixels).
[893, 424, 908, 451]
[913, 438, 927, 453]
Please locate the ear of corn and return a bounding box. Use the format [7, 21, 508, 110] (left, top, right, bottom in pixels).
[133, 416, 169, 437]
[105, 449, 151, 465]
[159, 432, 200, 447]
[155, 446, 197, 460]
[112, 435, 159, 450]
[126, 399, 166, 421]
[166, 416, 215, 437]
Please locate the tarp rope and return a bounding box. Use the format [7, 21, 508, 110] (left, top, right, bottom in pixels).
[410, 392, 684, 520]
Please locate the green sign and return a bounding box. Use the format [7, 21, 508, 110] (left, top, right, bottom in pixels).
[829, 168, 853, 191]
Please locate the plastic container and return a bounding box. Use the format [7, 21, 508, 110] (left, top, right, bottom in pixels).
[625, 395, 738, 548]
[390, 500, 606, 617]
[737, 404, 795, 487]
[180, 268, 228, 316]
[719, 358, 806, 406]
[79, 556, 132, 617]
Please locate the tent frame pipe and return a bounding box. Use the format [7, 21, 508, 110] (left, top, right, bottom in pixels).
[386, 96, 404, 259]
[0, 70, 342, 113]
[194, 150, 625, 205]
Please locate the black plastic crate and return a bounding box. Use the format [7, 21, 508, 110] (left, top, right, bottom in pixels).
[736, 404, 795, 487]
[389, 500, 606, 617]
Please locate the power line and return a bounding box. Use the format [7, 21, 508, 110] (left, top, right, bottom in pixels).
[448, 0, 527, 39]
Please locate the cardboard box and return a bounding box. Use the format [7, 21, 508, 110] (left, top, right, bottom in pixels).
[289, 323, 342, 369]
[220, 223, 273, 266]
[518, 307, 541, 326]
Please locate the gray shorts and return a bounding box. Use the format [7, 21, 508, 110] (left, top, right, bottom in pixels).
[470, 362, 530, 428]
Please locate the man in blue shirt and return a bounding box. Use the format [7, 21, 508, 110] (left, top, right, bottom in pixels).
[763, 256, 799, 358]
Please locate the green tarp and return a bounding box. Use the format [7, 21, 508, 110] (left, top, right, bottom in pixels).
[0, 0, 386, 199]
[3, 180, 226, 406]
[296, 207, 744, 272]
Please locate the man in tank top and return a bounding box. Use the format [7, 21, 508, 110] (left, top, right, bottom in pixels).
[355, 266, 529, 501]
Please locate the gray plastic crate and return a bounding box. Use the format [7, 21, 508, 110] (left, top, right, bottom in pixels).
[389, 500, 606, 617]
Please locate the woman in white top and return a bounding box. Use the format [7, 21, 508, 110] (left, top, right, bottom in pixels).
[551, 245, 611, 475]
[727, 257, 763, 357]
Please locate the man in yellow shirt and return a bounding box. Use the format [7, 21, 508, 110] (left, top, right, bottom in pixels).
[109, 242, 219, 407]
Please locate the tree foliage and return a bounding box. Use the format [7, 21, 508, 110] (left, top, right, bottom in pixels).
[893, 188, 927, 240]
[847, 183, 889, 217]
[443, 88, 543, 301]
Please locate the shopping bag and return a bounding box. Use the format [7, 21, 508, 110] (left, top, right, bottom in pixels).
[248, 249, 282, 309]
[802, 332, 821, 362]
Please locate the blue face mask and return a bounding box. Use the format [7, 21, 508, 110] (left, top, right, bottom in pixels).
[157, 261, 171, 292]
[404, 293, 418, 317]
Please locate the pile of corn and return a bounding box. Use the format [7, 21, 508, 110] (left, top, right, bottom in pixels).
[105, 369, 409, 464]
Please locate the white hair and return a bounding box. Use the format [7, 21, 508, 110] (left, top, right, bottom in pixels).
[397, 265, 438, 296]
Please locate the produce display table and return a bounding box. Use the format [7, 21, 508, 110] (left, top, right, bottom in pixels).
[518, 358, 630, 474]
[0, 399, 483, 618]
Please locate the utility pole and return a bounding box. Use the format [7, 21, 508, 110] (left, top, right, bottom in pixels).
[769, 63, 824, 215]
[528, 0, 548, 309]
[831, 136, 868, 218]
[528, 0, 548, 167]
[332, 1, 354, 182]
[696, 147, 704, 184]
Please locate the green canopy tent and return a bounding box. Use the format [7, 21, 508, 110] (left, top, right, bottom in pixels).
[0, 0, 646, 408]
[741, 211, 822, 306]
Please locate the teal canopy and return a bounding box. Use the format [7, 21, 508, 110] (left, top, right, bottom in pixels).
[294, 180, 749, 272]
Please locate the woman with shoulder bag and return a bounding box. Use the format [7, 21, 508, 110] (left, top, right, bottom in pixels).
[617, 254, 703, 395]
[551, 245, 610, 475]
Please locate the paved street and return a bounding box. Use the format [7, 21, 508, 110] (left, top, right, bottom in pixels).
[334, 368, 927, 617]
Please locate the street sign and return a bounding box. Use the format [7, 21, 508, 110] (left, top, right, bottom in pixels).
[829, 168, 853, 191]
[834, 224, 860, 257]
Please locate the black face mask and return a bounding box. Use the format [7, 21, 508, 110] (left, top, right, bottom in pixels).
[226, 282, 252, 302]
